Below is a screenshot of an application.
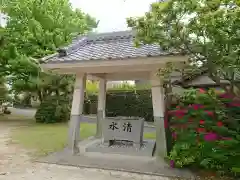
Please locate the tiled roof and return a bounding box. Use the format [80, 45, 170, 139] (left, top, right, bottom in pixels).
[42, 30, 174, 64]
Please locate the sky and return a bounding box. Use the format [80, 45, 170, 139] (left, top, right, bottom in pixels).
[70, 0, 157, 32]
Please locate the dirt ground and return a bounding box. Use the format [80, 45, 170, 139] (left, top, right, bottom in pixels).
[0, 122, 169, 180]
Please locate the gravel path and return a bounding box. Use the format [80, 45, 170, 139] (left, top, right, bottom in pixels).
[0, 122, 169, 180]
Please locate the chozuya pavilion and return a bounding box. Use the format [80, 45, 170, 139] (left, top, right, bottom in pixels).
[40, 30, 187, 158]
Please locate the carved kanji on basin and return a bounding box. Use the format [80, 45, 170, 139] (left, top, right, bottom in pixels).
[102, 117, 144, 148]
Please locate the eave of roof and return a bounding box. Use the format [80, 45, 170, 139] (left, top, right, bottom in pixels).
[41, 30, 179, 64]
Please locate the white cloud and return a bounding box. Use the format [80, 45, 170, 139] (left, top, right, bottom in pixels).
[70, 0, 157, 32]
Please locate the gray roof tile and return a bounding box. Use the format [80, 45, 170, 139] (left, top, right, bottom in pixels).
[43, 30, 173, 64]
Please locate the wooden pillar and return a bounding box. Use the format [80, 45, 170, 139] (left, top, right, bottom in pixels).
[96, 78, 106, 138]
[150, 72, 167, 158]
[68, 73, 86, 154]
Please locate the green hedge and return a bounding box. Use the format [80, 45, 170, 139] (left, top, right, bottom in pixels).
[35, 89, 154, 123]
[85, 90, 154, 122]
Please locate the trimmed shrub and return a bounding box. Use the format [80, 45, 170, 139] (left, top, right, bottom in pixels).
[35, 95, 70, 123]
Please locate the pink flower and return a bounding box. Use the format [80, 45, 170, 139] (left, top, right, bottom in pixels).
[199, 88, 206, 93]
[204, 132, 218, 141]
[205, 111, 214, 116]
[168, 110, 179, 116]
[228, 102, 240, 107]
[175, 115, 184, 119]
[191, 104, 204, 110]
[168, 109, 187, 119]
[199, 120, 205, 125]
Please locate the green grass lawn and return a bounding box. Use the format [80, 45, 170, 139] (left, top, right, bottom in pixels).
[10, 119, 156, 157]
[11, 123, 96, 156]
[2, 115, 234, 180]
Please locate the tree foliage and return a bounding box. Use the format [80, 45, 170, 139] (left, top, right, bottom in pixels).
[2, 0, 97, 58]
[127, 0, 240, 94]
[1, 0, 97, 100]
[1, 0, 97, 122]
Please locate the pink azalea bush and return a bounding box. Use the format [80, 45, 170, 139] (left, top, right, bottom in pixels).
[168, 89, 240, 175]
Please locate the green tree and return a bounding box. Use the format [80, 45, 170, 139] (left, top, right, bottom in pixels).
[2, 0, 97, 58]
[127, 0, 240, 95]
[1, 0, 97, 122]
[1, 0, 97, 102]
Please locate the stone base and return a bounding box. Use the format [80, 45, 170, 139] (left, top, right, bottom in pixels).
[37, 137, 195, 179]
[38, 147, 195, 179]
[84, 139, 155, 157]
